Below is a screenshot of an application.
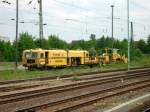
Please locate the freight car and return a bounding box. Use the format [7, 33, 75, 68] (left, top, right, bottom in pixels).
[22, 49, 99, 69]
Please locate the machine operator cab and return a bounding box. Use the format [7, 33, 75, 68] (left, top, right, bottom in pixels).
[22, 49, 46, 69]
[100, 48, 121, 63]
[101, 48, 120, 55]
[101, 48, 127, 63]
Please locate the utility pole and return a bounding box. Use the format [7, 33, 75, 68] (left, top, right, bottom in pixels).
[15, 0, 19, 70]
[38, 0, 43, 48]
[130, 21, 133, 61]
[111, 5, 114, 49]
[131, 22, 133, 43]
[127, 0, 130, 71]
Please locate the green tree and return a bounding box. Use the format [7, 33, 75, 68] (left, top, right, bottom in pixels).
[0, 40, 14, 61]
[96, 35, 105, 49]
[35, 38, 49, 49]
[146, 35, 150, 54]
[135, 39, 146, 53]
[47, 35, 68, 49]
[69, 40, 83, 50]
[0, 40, 5, 61]
[89, 48, 97, 57]
[16, 32, 36, 61]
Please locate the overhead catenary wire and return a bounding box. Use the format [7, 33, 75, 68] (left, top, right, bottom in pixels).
[0, 0, 150, 42]
[1, 0, 150, 28]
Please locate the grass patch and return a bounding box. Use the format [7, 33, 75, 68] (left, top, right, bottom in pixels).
[130, 55, 150, 68]
[100, 63, 128, 71]
[72, 75, 81, 81]
[0, 55, 150, 81]
[0, 66, 100, 81]
[0, 62, 15, 70]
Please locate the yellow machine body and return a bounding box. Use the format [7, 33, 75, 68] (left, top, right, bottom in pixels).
[22, 49, 95, 69]
[22, 49, 46, 68]
[68, 50, 89, 65]
[99, 48, 128, 64]
[22, 48, 127, 69]
[45, 50, 67, 67]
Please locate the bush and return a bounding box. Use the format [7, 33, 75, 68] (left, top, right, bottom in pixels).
[131, 48, 143, 61]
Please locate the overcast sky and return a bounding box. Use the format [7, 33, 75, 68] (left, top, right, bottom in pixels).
[0, 0, 150, 42]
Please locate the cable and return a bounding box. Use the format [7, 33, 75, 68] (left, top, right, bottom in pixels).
[0, 0, 150, 41]
[1, 0, 149, 28]
[52, 0, 110, 17]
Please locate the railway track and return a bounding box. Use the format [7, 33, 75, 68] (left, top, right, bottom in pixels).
[16, 79, 150, 112]
[0, 67, 149, 86]
[0, 71, 123, 93]
[0, 70, 138, 92]
[143, 108, 150, 112]
[0, 68, 150, 92]
[0, 69, 149, 112]
[0, 70, 150, 104]
[0, 84, 43, 92]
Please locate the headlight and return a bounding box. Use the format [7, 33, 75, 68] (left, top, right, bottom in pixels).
[40, 62, 45, 65]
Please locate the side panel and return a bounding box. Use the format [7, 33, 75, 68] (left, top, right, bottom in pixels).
[38, 52, 46, 66]
[68, 50, 89, 65]
[22, 50, 30, 67]
[22, 51, 26, 66]
[46, 50, 67, 67]
[47, 57, 67, 66]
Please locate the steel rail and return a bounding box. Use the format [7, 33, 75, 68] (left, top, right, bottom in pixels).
[0, 67, 149, 85]
[0, 71, 150, 105]
[0, 68, 149, 95]
[0, 68, 149, 93]
[0, 84, 42, 92]
[16, 79, 150, 112]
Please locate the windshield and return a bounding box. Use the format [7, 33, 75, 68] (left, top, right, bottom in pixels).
[25, 52, 30, 59]
[31, 52, 38, 58]
[24, 52, 38, 59]
[102, 50, 106, 54]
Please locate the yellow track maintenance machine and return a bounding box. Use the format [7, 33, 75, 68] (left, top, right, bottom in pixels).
[22, 49, 99, 70]
[99, 48, 128, 64]
[22, 48, 127, 70]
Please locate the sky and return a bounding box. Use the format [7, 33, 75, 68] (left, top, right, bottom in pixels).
[0, 0, 150, 42]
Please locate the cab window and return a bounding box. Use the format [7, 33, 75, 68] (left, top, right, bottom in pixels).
[31, 52, 38, 58]
[108, 50, 112, 54]
[40, 53, 44, 58]
[86, 53, 89, 57]
[102, 50, 105, 54]
[25, 52, 30, 59]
